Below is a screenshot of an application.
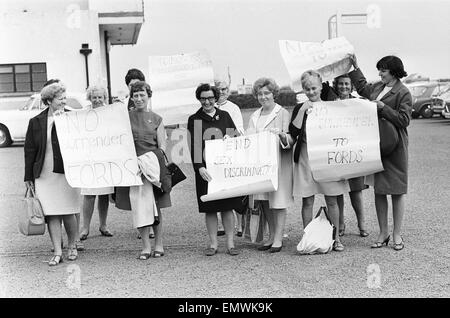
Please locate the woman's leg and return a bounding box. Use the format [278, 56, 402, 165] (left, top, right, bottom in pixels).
[325, 195, 341, 244]
[153, 208, 163, 252]
[137, 226, 152, 254]
[217, 212, 225, 235]
[62, 214, 78, 248]
[374, 193, 389, 242]
[221, 210, 236, 249]
[47, 216, 63, 256]
[301, 196, 315, 229]
[272, 208, 287, 248]
[235, 211, 243, 234]
[349, 190, 367, 233]
[337, 194, 345, 235]
[205, 213, 219, 250]
[97, 194, 110, 232]
[391, 194, 406, 244]
[80, 195, 95, 236]
[261, 200, 275, 246]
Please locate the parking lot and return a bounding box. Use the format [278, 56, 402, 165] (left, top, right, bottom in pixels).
[0, 115, 449, 298]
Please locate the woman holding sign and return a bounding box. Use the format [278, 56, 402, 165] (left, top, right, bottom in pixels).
[286, 71, 349, 252]
[329, 75, 369, 238]
[348, 55, 412, 251]
[24, 82, 80, 266]
[247, 77, 294, 253]
[187, 83, 242, 256]
[78, 85, 114, 243]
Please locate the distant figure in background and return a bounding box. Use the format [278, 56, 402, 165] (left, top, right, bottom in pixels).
[78, 85, 114, 242]
[24, 82, 80, 266]
[124, 68, 146, 110]
[214, 79, 245, 237]
[349, 54, 412, 251]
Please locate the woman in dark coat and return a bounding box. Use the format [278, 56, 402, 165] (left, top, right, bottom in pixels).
[348, 54, 412, 251]
[187, 83, 241, 256]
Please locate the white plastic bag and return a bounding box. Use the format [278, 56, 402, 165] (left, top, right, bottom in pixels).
[297, 206, 335, 255]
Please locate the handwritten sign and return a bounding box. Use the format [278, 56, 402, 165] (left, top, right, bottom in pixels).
[279, 37, 354, 92]
[306, 99, 384, 182]
[149, 50, 214, 125]
[54, 104, 143, 188]
[201, 131, 279, 202]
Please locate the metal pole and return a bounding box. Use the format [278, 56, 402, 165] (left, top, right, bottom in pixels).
[84, 54, 89, 89]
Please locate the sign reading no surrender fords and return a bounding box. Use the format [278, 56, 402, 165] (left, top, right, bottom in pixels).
[306, 99, 384, 182]
[54, 104, 142, 188]
[201, 131, 279, 202]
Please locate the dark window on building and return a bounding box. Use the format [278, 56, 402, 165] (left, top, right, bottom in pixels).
[0, 63, 47, 93]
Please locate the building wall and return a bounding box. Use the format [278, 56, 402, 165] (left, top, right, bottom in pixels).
[0, 0, 106, 95]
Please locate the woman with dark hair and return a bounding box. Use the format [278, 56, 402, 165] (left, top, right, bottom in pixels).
[331, 74, 369, 238]
[348, 54, 412, 251]
[187, 83, 242, 256]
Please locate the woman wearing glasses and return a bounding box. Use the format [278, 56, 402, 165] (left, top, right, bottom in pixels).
[187, 83, 242, 257]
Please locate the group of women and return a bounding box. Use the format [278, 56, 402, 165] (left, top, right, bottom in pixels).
[24, 53, 412, 266]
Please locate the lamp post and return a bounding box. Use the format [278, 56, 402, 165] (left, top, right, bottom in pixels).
[79, 43, 92, 89]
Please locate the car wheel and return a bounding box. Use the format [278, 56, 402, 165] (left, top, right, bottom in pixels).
[420, 104, 433, 118]
[0, 125, 12, 148]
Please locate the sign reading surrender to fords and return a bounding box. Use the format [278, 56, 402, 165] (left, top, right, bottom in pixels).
[306, 98, 384, 182]
[54, 104, 142, 188]
[201, 131, 279, 202]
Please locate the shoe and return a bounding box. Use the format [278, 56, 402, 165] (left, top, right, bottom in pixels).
[151, 250, 165, 258]
[333, 241, 345, 252]
[236, 231, 243, 237]
[149, 233, 155, 239]
[80, 232, 89, 241]
[339, 224, 345, 237]
[217, 230, 225, 236]
[269, 246, 282, 253]
[226, 247, 240, 256]
[99, 228, 113, 237]
[204, 247, 218, 256]
[138, 252, 151, 260]
[48, 255, 63, 266]
[257, 244, 272, 251]
[371, 235, 390, 248]
[393, 237, 405, 251]
[75, 241, 85, 251]
[359, 229, 369, 237]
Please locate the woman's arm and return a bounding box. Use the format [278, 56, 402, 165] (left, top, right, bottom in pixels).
[348, 68, 375, 100]
[24, 119, 37, 182]
[156, 121, 167, 153]
[378, 90, 412, 129]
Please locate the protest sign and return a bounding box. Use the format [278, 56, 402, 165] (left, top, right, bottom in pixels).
[305, 99, 384, 182]
[279, 37, 354, 92]
[149, 50, 214, 125]
[54, 104, 142, 188]
[201, 131, 279, 202]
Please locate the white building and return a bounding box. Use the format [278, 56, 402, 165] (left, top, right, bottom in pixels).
[0, 0, 144, 105]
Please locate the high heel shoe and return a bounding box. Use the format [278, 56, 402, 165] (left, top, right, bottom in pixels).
[339, 224, 345, 237]
[371, 235, 390, 248]
[269, 246, 282, 253]
[48, 255, 63, 266]
[393, 237, 404, 251]
[257, 244, 272, 251]
[359, 229, 369, 237]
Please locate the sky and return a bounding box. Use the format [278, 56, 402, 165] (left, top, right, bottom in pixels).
[110, 0, 450, 94]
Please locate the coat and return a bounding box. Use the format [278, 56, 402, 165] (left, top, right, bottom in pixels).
[187, 107, 243, 213]
[349, 68, 412, 194]
[24, 107, 64, 182]
[247, 104, 294, 209]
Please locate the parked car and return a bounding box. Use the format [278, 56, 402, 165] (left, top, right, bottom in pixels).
[406, 82, 449, 119]
[431, 90, 450, 119]
[0, 93, 90, 147]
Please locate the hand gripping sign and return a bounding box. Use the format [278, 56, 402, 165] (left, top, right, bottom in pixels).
[305, 99, 384, 182]
[279, 37, 354, 92]
[201, 131, 279, 202]
[54, 103, 142, 188]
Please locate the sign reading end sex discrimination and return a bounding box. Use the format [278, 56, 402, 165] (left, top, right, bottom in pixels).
[54, 104, 143, 188]
[306, 99, 384, 182]
[201, 131, 279, 202]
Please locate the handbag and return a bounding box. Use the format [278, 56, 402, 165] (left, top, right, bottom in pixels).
[162, 151, 186, 187]
[18, 186, 46, 236]
[296, 206, 335, 255]
[243, 200, 267, 243]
